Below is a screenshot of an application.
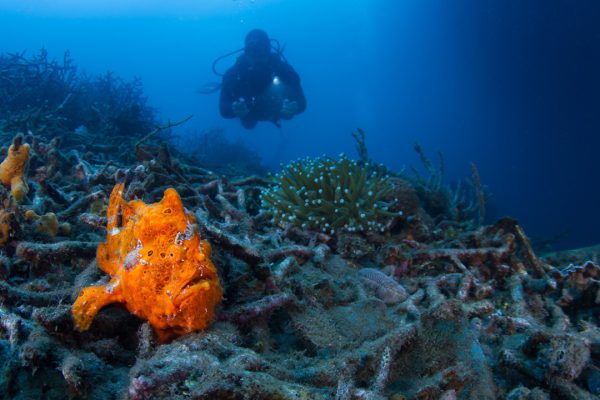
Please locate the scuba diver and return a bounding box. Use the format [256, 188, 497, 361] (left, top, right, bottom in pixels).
[215, 29, 306, 129]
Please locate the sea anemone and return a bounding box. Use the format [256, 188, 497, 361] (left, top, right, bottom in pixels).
[261, 155, 400, 234]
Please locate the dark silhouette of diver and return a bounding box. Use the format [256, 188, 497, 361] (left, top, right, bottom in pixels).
[218, 29, 306, 129]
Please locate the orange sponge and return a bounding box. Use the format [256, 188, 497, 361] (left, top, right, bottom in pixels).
[0, 136, 30, 203]
[72, 183, 223, 342]
[25, 210, 71, 237]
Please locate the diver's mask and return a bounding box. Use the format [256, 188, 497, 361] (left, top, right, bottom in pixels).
[211, 29, 287, 77]
[245, 29, 271, 65]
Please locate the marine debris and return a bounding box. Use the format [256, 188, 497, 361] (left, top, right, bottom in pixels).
[0, 51, 597, 399]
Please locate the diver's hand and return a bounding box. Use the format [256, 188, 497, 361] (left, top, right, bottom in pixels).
[280, 99, 299, 119]
[232, 98, 249, 118]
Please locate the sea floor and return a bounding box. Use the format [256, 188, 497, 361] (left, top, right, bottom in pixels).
[0, 132, 598, 400]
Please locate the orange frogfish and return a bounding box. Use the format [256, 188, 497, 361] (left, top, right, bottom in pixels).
[72, 183, 223, 342]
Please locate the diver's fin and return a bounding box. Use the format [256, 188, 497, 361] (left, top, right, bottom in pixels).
[196, 82, 222, 95]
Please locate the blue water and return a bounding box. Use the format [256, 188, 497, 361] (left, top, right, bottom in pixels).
[0, 0, 598, 250]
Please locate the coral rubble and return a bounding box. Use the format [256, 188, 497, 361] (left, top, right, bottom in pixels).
[0, 58, 597, 398]
[0, 129, 597, 399]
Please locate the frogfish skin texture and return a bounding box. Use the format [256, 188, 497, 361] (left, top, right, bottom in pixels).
[72, 183, 223, 342]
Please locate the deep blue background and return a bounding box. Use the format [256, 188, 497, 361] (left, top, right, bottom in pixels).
[0, 1, 598, 250]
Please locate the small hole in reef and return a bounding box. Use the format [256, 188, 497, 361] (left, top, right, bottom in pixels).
[147, 250, 153, 256]
[164, 208, 172, 214]
[160, 252, 166, 258]
[170, 253, 174, 257]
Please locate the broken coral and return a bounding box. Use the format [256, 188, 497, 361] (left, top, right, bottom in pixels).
[72, 183, 222, 342]
[0, 135, 30, 203]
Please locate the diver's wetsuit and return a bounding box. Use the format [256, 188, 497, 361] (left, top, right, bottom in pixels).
[219, 53, 306, 129]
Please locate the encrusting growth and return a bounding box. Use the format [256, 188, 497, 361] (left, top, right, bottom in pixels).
[25, 210, 71, 237]
[0, 135, 30, 203]
[72, 183, 223, 342]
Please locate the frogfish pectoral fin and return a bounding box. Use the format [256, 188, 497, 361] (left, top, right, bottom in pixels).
[71, 282, 121, 331]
